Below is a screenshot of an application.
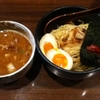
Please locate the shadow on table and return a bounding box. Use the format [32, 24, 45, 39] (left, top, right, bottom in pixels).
[0, 50, 42, 90]
[44, 67, 82, 87]
[44, 67, 100, 89]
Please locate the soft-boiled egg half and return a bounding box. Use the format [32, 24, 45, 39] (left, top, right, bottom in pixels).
[39, 33, 73, 70]
[39, 33, 57, 54]
[45, 49, 73, 70]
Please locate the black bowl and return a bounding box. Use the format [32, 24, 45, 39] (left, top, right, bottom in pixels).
[35, 6, 100, 80]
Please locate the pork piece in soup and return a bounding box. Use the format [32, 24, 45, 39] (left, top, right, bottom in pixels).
[0, 30, 32, 75]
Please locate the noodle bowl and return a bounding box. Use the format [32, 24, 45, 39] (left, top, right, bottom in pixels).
[35, 6, 100, 80]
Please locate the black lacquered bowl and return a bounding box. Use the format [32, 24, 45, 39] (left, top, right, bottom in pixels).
[35, 6, 100, 80]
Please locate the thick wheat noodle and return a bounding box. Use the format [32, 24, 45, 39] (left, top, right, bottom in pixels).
[51, 23, 94, 71]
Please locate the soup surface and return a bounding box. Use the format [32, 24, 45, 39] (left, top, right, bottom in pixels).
[0, 30, 32, 75]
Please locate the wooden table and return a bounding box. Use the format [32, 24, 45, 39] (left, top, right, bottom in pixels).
[0, 0, 100, 100]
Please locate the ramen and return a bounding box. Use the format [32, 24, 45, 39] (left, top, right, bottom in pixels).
[50, 23, 94, 71]
[0, 30, 32, 75]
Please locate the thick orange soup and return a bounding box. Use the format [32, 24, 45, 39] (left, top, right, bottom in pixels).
[0, 30, 32, 75]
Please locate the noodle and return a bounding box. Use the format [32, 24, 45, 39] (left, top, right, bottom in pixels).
[50, 23, 94, 71]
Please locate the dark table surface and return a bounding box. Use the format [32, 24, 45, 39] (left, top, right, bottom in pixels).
[0, 0, 100, 100]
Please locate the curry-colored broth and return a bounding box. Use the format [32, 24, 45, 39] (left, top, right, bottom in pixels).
[0, 30, 32, 75]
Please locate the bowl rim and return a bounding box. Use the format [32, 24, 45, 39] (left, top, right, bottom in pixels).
[35, 6, 100, 74]
[0, 20, 36, 78]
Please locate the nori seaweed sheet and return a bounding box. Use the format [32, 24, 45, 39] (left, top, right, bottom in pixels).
[80, 14, 100, 67]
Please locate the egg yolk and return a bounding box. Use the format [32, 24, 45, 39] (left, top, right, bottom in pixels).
[44, 42, 54, 53]
[52, 53, 68, 68]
